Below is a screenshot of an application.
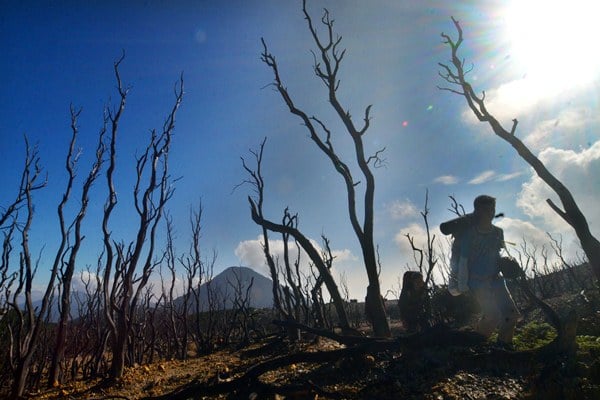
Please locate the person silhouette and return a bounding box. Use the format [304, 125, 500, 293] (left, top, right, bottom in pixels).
[441, 195, 519, 348]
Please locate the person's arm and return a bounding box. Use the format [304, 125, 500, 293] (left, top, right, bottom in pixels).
[499, 228, 506, 252]
[440, 213, 474, 235]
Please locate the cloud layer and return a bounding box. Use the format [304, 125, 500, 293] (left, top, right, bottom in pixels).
[517, 141, 600, 242]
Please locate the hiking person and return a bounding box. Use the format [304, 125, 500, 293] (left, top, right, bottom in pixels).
[440, 195, 520, 348]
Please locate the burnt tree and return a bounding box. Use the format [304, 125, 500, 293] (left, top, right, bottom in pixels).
[260, 0, 390, 337]
[49, 105, 106, 387]
[101, 55, 183, 380]
[239, 140, 288, 327]
[176, 203, 203, 359]
[241, 139, 351, 332]
[5, 139, 47, 399]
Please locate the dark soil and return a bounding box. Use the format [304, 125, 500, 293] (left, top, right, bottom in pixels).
[30, 290, 600, 400]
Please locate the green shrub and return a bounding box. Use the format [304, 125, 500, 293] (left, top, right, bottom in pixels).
[513, 321, 557, 351]
[576, 335, 600, 354]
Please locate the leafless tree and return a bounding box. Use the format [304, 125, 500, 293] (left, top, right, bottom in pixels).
[439, 17, 600, 285]
[435, 195, 466, 286]
[161, 214, 186, 359]
[0, 137, 46, 231]
[509, 239, 550, 305]
[0, 223, 18, 324]
[224, 269, 254, 346]
[447, 195, 466, 218]
[547, 233, 589, 292]
[101, 55, 183, 379]
[398, 192, 439, 332]
[260, 1, 389, 336]
[184, 248, 219, 355]
[403, 190, 438, 287]
[178, 202, 209, 356]
[49, 104, 106, 387]
[178, 203, 203, 359]
[5, 139, 51, 398]
[338, 273, 362, 328]
[308, 261, 330, 330]
[128, 285, 156, 365]
[239, 139, 287, 322]
[144, 288, 163, 364]
[277, 213, 310, 340]
[241, 139, 351, 332]
[72, 265, 108, 379]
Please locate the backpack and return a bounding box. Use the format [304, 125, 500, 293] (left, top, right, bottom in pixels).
[440, 215, 473, 296]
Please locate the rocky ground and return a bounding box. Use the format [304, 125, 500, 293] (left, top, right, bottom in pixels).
[29, 290, 600, 400]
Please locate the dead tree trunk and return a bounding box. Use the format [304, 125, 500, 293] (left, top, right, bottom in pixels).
[7, 139, 48, 399]
[249, 202, 352, 331]
[49, 105, 106, 387]
[101, 55, 183, 380]
[163, 215, 184, 360]
[438, 17, 600, 285]
[260, 0, 390, 336]
[241, 139, 352, 332]
[239, 140, 291, 329]
[178, 202, 206, 357]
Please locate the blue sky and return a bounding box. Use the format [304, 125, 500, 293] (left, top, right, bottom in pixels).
[2, 0, 599, 299]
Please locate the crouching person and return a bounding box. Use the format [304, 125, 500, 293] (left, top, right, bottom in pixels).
[398, 271, 430, 332]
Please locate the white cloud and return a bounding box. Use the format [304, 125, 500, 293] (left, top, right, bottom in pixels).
[386, 199, 419, 220]
[394, 223, 446, 264]
[496, 216, 583, 269]
[434, 170, 523, 185]
[434, 175, 459, 185]
[235, 235, 360, 288]
[496, 217, 552, 251]
[496, 171, 523, 182]
[468, 170, 496, 185]
[331, 248, 359, 264]
[392, 222, 449, 287]
[234, 236, 270, 276]
[72, 269, 101, 294]
[394, 223, 426, 254]
[497, 218, 583, 267]
[524, 117, 561, 152]
[483, 78, 557, 121]
[461, 76, 592, 126]
[524, 107, 600, 151]
[516, 140, 600, 258]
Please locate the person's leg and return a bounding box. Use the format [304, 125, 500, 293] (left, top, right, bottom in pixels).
[493, 281, 520, 345]
[471, 285, 501, 338]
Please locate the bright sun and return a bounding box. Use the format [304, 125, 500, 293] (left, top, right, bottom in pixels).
[505, 0, 600, 89]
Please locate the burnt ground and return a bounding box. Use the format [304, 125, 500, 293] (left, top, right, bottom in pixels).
[29, 290, 600, 400]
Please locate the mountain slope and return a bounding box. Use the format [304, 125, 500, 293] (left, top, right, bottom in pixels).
[175, 266, 274, 311]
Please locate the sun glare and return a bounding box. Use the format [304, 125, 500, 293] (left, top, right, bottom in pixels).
[505, 0, 600, 90]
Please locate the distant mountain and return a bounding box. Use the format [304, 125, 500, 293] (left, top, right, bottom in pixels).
[28, 291, 83, 323]
[21, 267, 275, 322]
[174, 266, 275, 311]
